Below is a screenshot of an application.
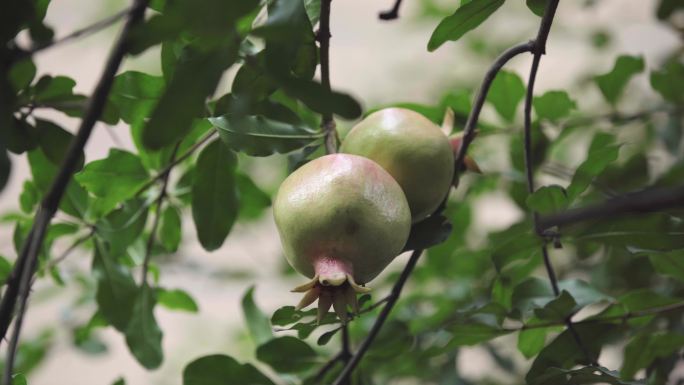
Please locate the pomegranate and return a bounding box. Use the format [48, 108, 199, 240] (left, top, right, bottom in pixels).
[273, 154, 411, 322]
[340, 108, 455, 222]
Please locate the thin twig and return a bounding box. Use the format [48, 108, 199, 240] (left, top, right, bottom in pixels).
[318, 0, 338, 154]
[140, 143, 179, 285]
[379, 0, 403, 20]
[134, 129, 217, 197]
[331, 249, 423, 385]
[538, 184, 684, 230]
[453, 41, 534, 186]
[18, 6, 133, 59]
[1, 1, 150, 383]
[521, 0, 595, 366]
[34, 228, 95, 283]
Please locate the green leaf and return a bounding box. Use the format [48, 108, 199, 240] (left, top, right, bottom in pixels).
[403, 214, 453, 251]
[9, 58, 36, 91]
[236, 173, 271, 220]
[32, 75, 76, 102]
[158, 205, 182, 252]
[512, 278, 610, 315]
[191, 140, 238, 251]
[183, 355, 275, 385]
[19, 180, 39, 214]
[96, 198, 148, 257]
[125, 285, 164, 369]
[27, 148, 88, 218]
[0, 255, 12, 284]
[527, 323, 619, 382]
[75, 149, 149, 214]
[317, 328, 340, 346]
[447, 323, 511, 347]
[533, 90, 577, 121]
[517, 318, 547, 359]
[111, 378, 125, 385]
[427, 0, 505, 51]
[211, 114, 323, 156]
[566, 141, 620, 202]
[526, 0, 545, 16]
[649, 249, 684, 282]
[256, 336, 317, 373]
[92, 243, 138, 331]
[531, 366, 643, 385]
[486, 70, 525, 122]
[34, 119, 84, 169]
[533, 290, 577, 321]
[622, 332, 684, 379]
[11, 374, 27, 385]
[657, 0, 684, 19]
[109, 71, 164, 125]
[157, 288, 198, 313]
[526, 185, 568, 214]
[143, 43, 239, 150]
[241, 286, 272, 346]
[650, 59, 684, 104]
[281, 78, 363, 120]
[594, 55, 645, 104]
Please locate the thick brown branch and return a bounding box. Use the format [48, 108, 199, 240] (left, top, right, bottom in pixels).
[0, 1, 150, 383]
[538, 184, 684, 230]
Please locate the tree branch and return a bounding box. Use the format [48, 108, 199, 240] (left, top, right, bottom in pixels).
[140, 143, 179, 285]
[501, 300, 684, 332]
[134, 129, 217, 197]
[538, 184, 684, 230]
[18, 6, 133, 59]
[521, 0, 596, 366]
[0, 1, 150, 382]
[453, 41, 534, 186]
[318, 0, 338, 154]
[331, 249, 423, 385]
[378, 0, 403, 20]
[34, 227, 95, 283]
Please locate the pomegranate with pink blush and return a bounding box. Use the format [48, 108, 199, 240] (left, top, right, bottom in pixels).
[273, 154, 411, 322]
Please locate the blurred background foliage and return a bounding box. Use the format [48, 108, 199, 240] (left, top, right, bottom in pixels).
[0, 0, 683, 384]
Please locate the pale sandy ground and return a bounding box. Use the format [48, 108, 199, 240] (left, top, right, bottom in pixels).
[0, 1, 680, 384]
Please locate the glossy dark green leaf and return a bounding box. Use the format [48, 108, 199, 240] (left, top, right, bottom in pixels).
[191, 140, 238, 251]
[92, 243, 138, 331]
[32, 75, 76, 102]
[317, 328, 340, 346]
[428, 0, 505, 51]
[566, 142, 620, 202]
[159, 205, 181, 252]
[241, 286, 272, 346]
[111, 378, 125, 385]
[649, 250, 684, 282]
[157, 288, 198, 313]
[110, 71, 164, 125]
[526, 185, 568, 214]
[517, 318, 547, 359]
[403, 214, 453, 251]
[650, 59, 684, 104]
[594, 55, 644, 104]
[96, 199, 148, 256]
[143, 43, 239, 150]
[183, 354, 275, 385]
[256, 336, 317, 373]
[211, 114, 323, 156]
[486, 70, 525, 122]
[527, 323, 618, 382]
[125, 284, 164, 369]
[5, 119, 38, 154]
[533, 90, 577, 121]
[75, 149, 148, 214]
[9, 58, 36, 91]
[621, 332, 684, 379]
[34, 119, 84, 169]
[281, 78, 362, 120]
[512, 278, 610, 315]
[531, 366, 642, 385]
[236, 173, 271, 220]
[526, 0, 545, 16]
[533, 290, 577, 321]
[252, 0, 311, 41]
[0, 255, 12, 285]
[447, 323, 511, 347]
[27, 148, 88, 218]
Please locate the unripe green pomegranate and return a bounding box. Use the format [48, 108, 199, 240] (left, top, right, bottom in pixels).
[273, 154, 411, 322]
[340, 108, 455, 222]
